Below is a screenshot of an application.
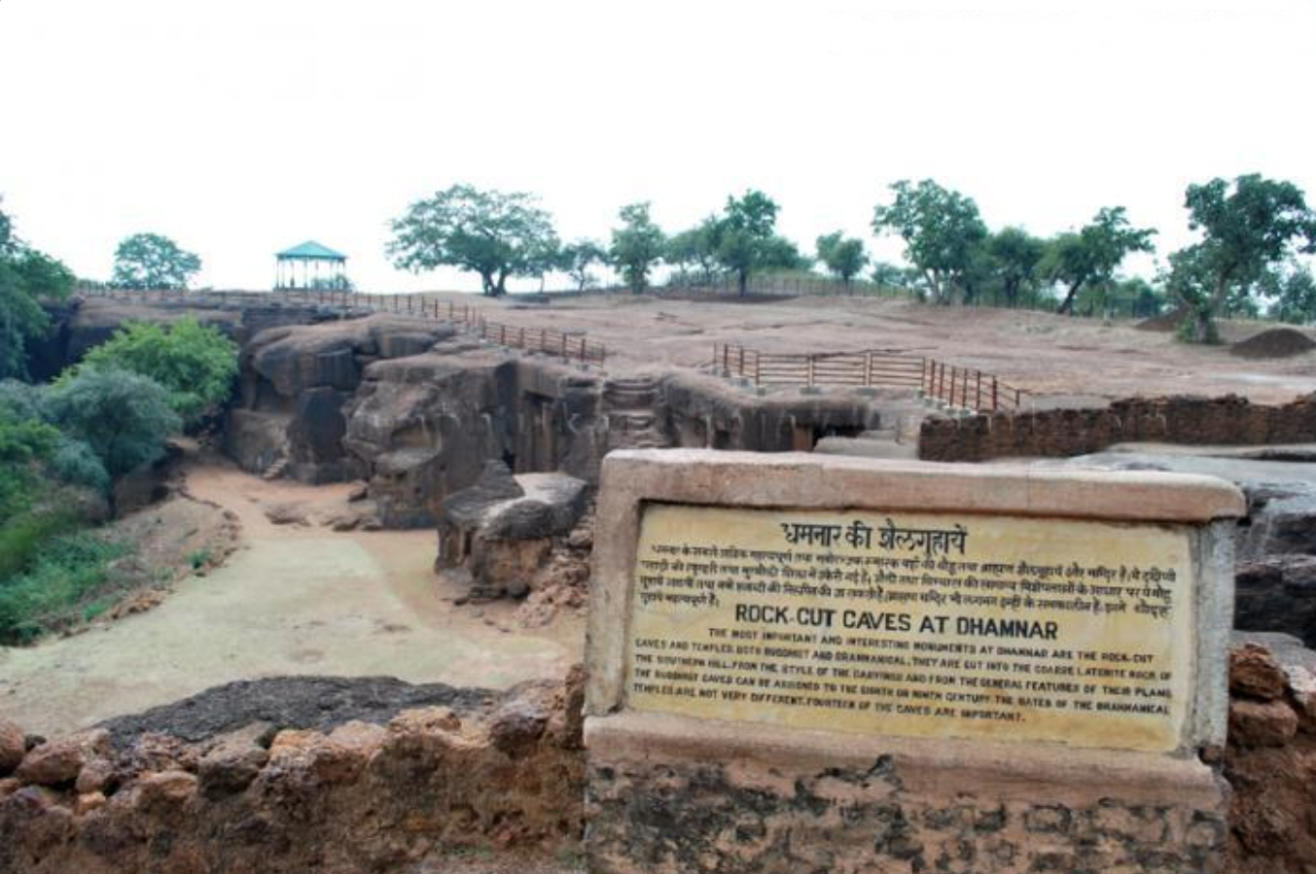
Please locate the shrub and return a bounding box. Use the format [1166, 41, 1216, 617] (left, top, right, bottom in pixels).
[43, 366, 180, 483]
[74, 317, 238, 423]
[0, 528, 131, 643]
[48, 438, 110, 493]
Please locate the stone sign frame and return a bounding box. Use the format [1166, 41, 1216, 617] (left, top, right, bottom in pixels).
[584, 448, 1246, 873]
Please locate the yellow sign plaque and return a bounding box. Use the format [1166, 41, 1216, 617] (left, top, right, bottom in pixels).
[625, 503, 1195, 753]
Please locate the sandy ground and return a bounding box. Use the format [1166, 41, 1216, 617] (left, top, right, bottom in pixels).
[428, 291, 1316, 405]
[0, 459, 584, 737]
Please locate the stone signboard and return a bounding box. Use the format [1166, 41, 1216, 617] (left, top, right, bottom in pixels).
[584, 449, 1244, 874]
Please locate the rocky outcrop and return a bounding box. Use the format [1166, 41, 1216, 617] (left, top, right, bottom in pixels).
[227, 316, 455, 485]
[0, 671, 585, 874]
[437, 461, 590, 600]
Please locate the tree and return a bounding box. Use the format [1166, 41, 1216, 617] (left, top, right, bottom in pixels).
[387, 184, 558, 297]
[609, 202, 665, 294]
[665, 218, 722, 286]
[558, 239, 609, 291]
[43, 368, 180, 499]
[523, 233, 563, 292]
[714, 190, 803, 296]
[871, 179, 988, 304]
[1174, 174, 1316, 343]
[815, 232, 868, 288]
[112, 233, 201, 290]
[985, 227, 1047, 307]
[1042, 207, 1155, 316]
[1265, 264, 1316, 325]
[73, 317, 238, 424]
[0, 204, 76, 379]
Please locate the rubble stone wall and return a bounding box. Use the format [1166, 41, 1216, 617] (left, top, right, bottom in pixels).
[919, 394, 1316, 462]
[0, 673, 586, 874]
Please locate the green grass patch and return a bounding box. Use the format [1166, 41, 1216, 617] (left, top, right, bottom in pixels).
[0, 527, 132, 644]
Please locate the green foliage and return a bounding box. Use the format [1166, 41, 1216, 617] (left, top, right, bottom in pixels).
[112, 232, 202, 290]
[0, 417, 59, 465]
[557, 239, 609, 291]
[1043, 207, 1156, 315]
[609, 202, 666, 294]
[1267, 265, 1316, 325]
[0, 379, 43, 421]
[871, 179, 988, 304]
[815, 232, 868, 286]
[188, 548, 212, 570]
[387, 184, 559, 297]
[0, 528, 131, 644]
[49, 438, 110, 493]
[0, 205, 76, 379]
[712, 190, 805, 296]
[665, 218, 722, 286]
[0, 507, 74, 581]
[982, 227, 1048, 307]
[1175, 174, 1316, 342]
[44, 367, 181, 483]
[308, 275, 354, 291]
[72, 317, 238, 422]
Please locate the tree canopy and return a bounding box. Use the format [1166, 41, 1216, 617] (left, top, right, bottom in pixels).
[1042, 207, 1156, 315]
[665, 217, 721, 286]
[815, 231, 868, 287]
[0, 204, 75, 379]
[609, 203, 665, 294]
[112, 233, 202, 290]
[871, 179, 987, 304]
[72, 317, 238, 423]
[984, 227, 1047, 307]
[1174, 174, 1316, 342]
[557, 239, 609, 291]
[387, 184, 559, 297]
[714, 190, 804, 296]
[43, 367, 180, 486]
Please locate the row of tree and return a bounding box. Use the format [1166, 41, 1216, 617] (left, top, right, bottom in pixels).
[386, 175, 1316, 342]
[387, 186, 813, 298]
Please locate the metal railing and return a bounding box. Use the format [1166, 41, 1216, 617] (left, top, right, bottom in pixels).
[79, 287, 606, 366]
[712, 343, 1026, 413]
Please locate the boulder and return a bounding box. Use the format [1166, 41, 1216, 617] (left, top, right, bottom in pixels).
[1229, 699, 1299, 748]
[16, 730, 109, 787]
[1230, 644, 1288, 701]
[488, 697, 549, 759]
[133, 770, 198, 815]
[0, 720, 24, 776]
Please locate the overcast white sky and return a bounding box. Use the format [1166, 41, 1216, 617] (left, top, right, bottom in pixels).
[1, 0, 1313, 293]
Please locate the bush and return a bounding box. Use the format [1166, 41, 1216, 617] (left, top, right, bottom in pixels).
[74, 317, 238, 423]
[43, 366, 181, 483]
[0, 528, 130, 643]
[48, 437, 110, 493]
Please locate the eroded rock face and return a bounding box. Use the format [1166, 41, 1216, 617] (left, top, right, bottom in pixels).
[227, 316, 455, 485]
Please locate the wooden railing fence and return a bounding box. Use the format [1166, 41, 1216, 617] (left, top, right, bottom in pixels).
[712, 343, 1026, 413]
[80, 287, 606, 366]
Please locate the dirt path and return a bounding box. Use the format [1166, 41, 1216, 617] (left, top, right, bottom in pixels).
[0, 458, 584, 737]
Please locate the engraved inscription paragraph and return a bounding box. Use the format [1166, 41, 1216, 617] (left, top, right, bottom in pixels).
[625, 503, 1195, 752]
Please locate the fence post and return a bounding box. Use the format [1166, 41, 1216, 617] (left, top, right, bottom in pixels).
[561, 333, 567, 359]
[519, 327, 525, 348]
[579, 336, 586, 362]
[722, 344, 729, 374]
[540, 328, 547, 352]
[738, 346, 745, 377]
[975, 370, 982, 410]
[807, 355, 815, 389]
[992, 377, 999, 412]
[864, 351, 873, 387]
[1015, 387, 1021, 409]
[754, 352, 761, 387]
